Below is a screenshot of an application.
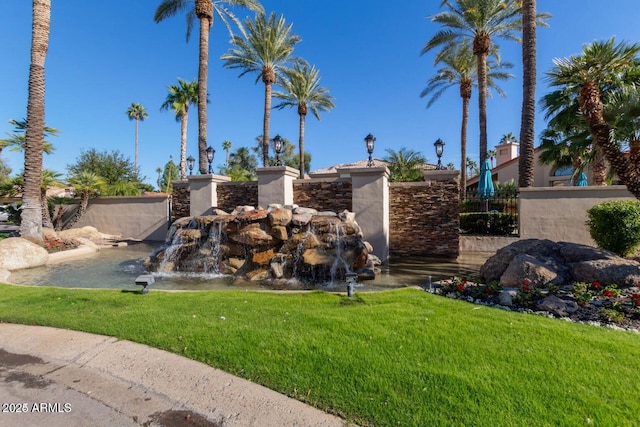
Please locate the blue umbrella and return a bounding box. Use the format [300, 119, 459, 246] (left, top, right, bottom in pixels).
[477, 159, 495, 198]
[576, 172, 588, 187]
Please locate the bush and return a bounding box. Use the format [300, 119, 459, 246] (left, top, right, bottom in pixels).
[460, 212, 518, 235]
[587, 200, 640, 256]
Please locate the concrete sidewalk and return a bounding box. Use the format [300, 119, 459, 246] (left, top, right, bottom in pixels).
[0, 323, 349, 427]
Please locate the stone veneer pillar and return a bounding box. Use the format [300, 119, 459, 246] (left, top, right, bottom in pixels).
[340, 166, 390, 262]
[256, 166, 299, 207]
[188, 174, 231, 217]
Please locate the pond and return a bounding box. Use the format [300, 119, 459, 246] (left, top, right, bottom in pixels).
[6, 242, 490, 292]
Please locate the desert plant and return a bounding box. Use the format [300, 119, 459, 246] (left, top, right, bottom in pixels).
[587, 200, 640, 256]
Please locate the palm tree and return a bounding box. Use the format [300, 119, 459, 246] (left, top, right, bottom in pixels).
[421, 42, 512, 198]
[466, 157, 479, 178]
[518, 0, 542, 188]
[546, 38, 640, 197]
[221, 12, 305, 167]
[273, 64, 335, 178]
[65, 171, 105, 230]
[0, 119, 57, 155]
[383, 147, 427, 182]
[126, 102, 148, 176]
[222, 139, 232, 168]
[537, 127, 592, 186]
[161, 78, 199, 179]
[154, 0, 263, 174]
[40, 169, 63, 228]
[424, 0, 524, 167]
[21, 0, 51, 242]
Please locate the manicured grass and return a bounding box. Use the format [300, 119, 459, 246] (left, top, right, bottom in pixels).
[0, 284, 639, 426]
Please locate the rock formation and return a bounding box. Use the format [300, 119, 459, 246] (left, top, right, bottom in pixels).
[144, 205, 379, 286]
[480, 239, 640, 288]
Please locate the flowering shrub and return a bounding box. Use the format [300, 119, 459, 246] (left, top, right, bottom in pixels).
[42, 236, 79, 253]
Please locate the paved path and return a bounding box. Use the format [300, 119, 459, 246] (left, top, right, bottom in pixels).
[0, 323, 349, 427]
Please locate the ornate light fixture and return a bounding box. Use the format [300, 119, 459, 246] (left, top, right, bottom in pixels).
[364, 133, 376, 167]
[273, 134, 283, 166]
[187, 155, 195, 175]
[434, 138, 445, 170]
[206, 146, 215, 174]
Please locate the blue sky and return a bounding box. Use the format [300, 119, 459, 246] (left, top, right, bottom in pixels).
[1, 1, 640, 187]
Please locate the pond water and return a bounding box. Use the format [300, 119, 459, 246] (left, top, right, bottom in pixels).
[6, 243, 490, 292]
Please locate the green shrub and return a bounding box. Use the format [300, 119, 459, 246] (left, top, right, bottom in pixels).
[587, 200, 640, 256]
[460, 212, 518, 235]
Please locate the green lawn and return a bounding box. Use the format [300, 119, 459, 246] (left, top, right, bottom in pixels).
[0, 284, 638, 426]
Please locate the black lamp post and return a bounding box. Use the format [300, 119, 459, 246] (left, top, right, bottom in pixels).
[187, 155, 195, 176]
[365, 133, 376, 167]
[273, 134, 283, 166]
[206, 146, 215, 174]
[434, 138, 445, 170]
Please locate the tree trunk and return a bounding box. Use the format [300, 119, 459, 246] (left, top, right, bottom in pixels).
[134, 117, 139, 176]
[474, 33, 490, 165]
[298, 110, 306, 179]
[460, 94, 469, 199]
[180, 111, 188, 179]
[21, 0, 51, 243]
[41, 187, 53, 229]
[63, 191, 89, 230]
[262, 81, 273, 167]
[196, 8, 211, 174]
[590, 148, 607, 186]
[518, 0, 536, 188]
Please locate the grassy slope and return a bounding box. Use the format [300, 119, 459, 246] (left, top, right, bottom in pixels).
[0, 284, 638, 426]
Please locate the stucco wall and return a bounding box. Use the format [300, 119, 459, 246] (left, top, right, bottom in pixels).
[519, 185, 635, 245]
[73, 196, 170, 241]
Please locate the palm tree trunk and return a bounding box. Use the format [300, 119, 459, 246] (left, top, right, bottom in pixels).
[298, 112, 306, 178]
[518, 0, 537, 188]
[196, 2, 211, 174]
[41, 187, 53, 229]
[474, 47, 489, 165]
[460, 95, 469, 199]
[63, 191, 89, 230]
[180, 111, 188, 179]
[21, 0, 51, 242]
[262, 81, 273, 167]
[134, 118, 139, 175]
[591, 148, 607, 186]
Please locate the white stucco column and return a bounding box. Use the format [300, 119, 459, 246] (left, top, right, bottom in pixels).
[256, 166, 299, 207]
[342, 166, 390, 262]
[188, 174, 231, 217]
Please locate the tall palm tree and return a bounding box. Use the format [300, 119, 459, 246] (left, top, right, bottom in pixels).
[518, 0, 542, 188]
[126, 102, 148, 176]
[221, 12, 305, 167]
[546, 38, 640, 197]
[383, 147, 427, 182]
[424, 0, 524, 167]
[222, 139, 232, 168]
[421, 42, 512, 198]
[0, 119, 57, 155]
[161, 78, 199, 179]
[273, 64, 335, 178]
[154, 0, 264, 174]
[21, 0, 51, 241]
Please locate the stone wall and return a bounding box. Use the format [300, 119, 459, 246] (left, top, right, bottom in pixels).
[171, 181, 190, 221]
[217, 181, 259, 212]
[389, 178, 460, 257]
[293, 179, 352, 212]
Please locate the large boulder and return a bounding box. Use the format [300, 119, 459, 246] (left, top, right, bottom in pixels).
[0, 237, 48, 271]
[480, 239, 640, 288]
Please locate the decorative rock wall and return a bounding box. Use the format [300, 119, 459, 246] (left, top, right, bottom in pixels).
[389, 180, 460, 257]
[293, 179, 352, 212]
[171, 181, 190, 222]
[216, 182, 258, 212]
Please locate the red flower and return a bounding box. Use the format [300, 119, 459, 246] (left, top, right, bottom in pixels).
[632, 294, 640, 300]
[456, 284, 465, 292]
[592, 282, 601, 288]
[603, 289, 614, 297]
[635, 300, 640, 307]
[485, 287, 494, 295]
